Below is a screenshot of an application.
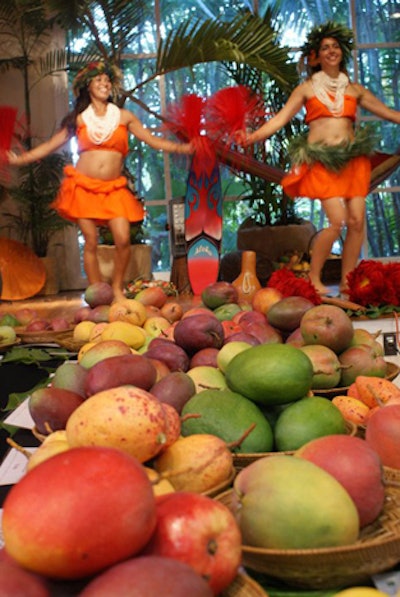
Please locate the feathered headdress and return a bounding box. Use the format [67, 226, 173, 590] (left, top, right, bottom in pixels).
[72, 61, 123, 97]
[300, 21, 354, 73]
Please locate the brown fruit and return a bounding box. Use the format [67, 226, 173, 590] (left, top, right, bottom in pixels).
[300, 304, 354, 354]
[29, 387, 86, 435]
[84, 353, 157, 396]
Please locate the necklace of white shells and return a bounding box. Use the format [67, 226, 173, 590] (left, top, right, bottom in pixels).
[312, 70, 349, 117]
[81, 103, 120, 144]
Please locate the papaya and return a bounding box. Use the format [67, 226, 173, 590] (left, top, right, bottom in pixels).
[181, 389, 274, 453]
[355, 375, 400, 408]
[225, 343, 313, 406]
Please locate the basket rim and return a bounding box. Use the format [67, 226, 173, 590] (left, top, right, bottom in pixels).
[232, 420, 357, 461]
[217, 481, 400, 556]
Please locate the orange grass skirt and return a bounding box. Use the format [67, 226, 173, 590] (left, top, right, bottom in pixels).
[51, 165, 145, 224]
[282, 156, 371, 200]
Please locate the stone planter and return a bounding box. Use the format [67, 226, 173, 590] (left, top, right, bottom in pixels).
[237, 220, 317, 263]
[97, 244, 152, 284]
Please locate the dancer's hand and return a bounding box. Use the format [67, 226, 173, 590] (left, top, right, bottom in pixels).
[233, 129, 251, 147]
[6, 150, 24, 166]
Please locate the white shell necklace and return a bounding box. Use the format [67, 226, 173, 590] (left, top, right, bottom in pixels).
[312, 71, 349, 117]
[81, 103, 120, 144]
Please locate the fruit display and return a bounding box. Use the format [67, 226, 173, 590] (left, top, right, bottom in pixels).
[1, 279, 400, 595]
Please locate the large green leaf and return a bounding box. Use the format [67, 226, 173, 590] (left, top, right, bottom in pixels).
[155, 12, 296, 92]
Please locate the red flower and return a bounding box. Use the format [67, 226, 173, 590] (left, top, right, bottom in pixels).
[267, 269, 322, 304]
[347, 260, 399, 306]
[384, 263, 400, 303]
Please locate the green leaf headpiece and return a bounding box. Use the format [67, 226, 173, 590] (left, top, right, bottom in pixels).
[72, 61, 123, 97]
[301, 21, 354, 66]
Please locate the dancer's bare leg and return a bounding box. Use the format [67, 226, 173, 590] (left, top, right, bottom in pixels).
[108, 217, 131, 301]
[308, 197, 345, 295]
[78, 218, 102, 285]
[339, 196, 365, 293]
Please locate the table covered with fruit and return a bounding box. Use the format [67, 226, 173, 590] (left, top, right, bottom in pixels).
[1, 276, 400, 597]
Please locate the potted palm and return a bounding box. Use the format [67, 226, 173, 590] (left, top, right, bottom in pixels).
[0, 1, 73, 294]
[1, 152, 72, 294]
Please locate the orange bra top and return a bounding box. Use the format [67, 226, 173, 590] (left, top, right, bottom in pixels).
[76, 124, 129, 156]
[305, 95, 357, 124]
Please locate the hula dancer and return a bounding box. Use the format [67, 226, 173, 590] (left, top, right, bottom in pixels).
[7, 61, 193, 300]
[236, 21, 400, 295]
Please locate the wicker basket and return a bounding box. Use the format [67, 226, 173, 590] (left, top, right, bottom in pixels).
[216, 480, 400, 589]
[16, 326, 74, 344]
[233, 420, 357, 472]
[15, 326, 85, 353]
[383, 465, 400, 485]
[221, 571, 269, 597]
[314, 361, 400, 399]
[0, 337, 22, 352]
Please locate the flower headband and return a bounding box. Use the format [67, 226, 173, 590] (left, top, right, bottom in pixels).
[301, 21, 354, 68]
[72, 61, 123, 97]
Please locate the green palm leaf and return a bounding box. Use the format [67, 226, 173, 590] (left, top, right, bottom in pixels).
[44, 0, 151, 58]
[155, 12, 297, 92]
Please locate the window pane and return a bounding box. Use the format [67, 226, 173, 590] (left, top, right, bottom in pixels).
[355, 0, 400, 43]
[257, 1, 350, 36]
[160, 0, 249, 25]
[358, 48, 400, 111]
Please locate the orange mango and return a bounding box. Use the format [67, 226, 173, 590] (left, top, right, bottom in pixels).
[332, 395, 370, 426]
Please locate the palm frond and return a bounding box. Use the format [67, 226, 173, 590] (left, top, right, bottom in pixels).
[0, 57, 27, 73]
[44, 0, 150, 56]
[37, 48, 102, 79]
[156, 12, 297, 92]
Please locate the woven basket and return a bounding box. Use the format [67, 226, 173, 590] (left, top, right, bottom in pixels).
[216, 477, 400, 589]
[383, 465, 400, 485]
[16, 326, 75, 344]
[233, 420, 357, 472]
[0, 337, 22, 352]
[221, 571, 269, 597]
[314, 361, 400, 399]
[15, 326, 85, 353]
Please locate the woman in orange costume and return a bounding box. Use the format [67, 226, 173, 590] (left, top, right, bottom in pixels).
[7, 61, 193, 300]
[237, 21, 400, 295]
